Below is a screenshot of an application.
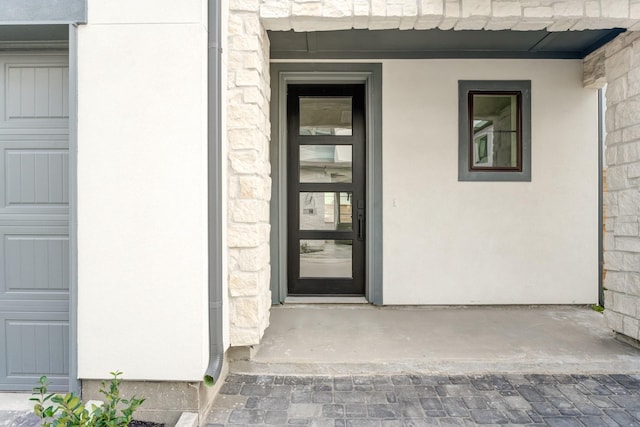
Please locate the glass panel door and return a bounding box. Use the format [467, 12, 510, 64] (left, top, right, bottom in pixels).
[287, 84, 366, 295]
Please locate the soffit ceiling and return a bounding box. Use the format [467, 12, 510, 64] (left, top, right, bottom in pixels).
[0, 25, 68, 45]
[268, 28, 624, 59]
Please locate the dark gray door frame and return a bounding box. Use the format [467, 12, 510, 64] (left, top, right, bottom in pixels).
[68, 23, 80, 395]
[269, 63, 383, 305]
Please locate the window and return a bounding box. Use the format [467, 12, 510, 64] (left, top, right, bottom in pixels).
[458, 81, 531, 182]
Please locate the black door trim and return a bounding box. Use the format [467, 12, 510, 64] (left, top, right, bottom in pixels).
[286, 84, 366, 296]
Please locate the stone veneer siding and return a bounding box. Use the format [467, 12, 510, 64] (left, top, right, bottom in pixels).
[228, 0, 640, 346]
[586, 31, 640, 345]
[227, 0, 272, 346]
[260, 0, 640, 31]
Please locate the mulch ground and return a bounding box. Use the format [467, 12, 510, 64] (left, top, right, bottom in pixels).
[129, 421, 164, 427]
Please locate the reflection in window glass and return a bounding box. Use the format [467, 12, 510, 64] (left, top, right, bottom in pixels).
[300, 97, 352, 135]
[300, 145, 352, 183]
[299, 192, 353, 231]
[299, 239, 352, 278]
[471, 94, 519, 169]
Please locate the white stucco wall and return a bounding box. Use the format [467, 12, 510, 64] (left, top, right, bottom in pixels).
[382, 59, 599, 304]
[77, 0, 210, 380]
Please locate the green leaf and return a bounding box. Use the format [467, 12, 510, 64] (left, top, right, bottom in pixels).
[69, 396, 81, 408]
[30, 370, 144, 427]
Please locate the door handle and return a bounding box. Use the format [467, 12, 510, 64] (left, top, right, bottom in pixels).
[357, 200, 365, 241]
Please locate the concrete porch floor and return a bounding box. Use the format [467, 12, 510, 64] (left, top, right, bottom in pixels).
[231, 305, 640, 376]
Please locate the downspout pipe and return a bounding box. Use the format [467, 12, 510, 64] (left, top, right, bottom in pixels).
[598, 88, 604, 307]
[204, 0, 224, 386]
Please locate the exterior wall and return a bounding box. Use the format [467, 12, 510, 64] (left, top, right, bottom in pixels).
[222, 0, 640, 344]
[76, 0, 210, 380]
[383, 59, 598, 304]
[74, 0, 640, 362]
[587, 32, 640, 343]
[260, 0, 640, 32]
[227, 2, 272, 346]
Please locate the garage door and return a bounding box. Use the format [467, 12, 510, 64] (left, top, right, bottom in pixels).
[0, 54, 70, 391]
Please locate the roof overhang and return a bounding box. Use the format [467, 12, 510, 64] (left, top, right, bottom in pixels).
[269, 28, 625, 59]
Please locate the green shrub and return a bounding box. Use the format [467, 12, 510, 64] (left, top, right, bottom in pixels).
[31, 371, 144, 427]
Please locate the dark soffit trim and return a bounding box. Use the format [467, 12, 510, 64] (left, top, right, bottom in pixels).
[269, 28, 626, 60]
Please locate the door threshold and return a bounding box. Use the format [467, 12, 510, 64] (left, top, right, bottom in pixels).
[284, 296, 368, 304]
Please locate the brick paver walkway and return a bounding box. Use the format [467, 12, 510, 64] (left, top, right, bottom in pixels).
[206, 374, 640, 426]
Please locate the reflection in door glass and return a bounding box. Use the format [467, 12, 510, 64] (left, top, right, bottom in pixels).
[300, 192, 352, 231]
[300, 240, 352, 278]
[299, 97, 352, 135]
[300, 145, 352, 183]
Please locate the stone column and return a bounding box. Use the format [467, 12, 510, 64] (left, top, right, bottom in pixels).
[227, 0, 272, 346]
[587, 31, 640, 346]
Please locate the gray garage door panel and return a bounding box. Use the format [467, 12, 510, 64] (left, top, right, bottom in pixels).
[0, 311, 69, 391]
[0, 61, 69, 129]
[0, 54, 69, 391]
[0, 135, 69, 218]
[5, 236, 69, 293]
[5, 149, 69, 204]
[1, 226, 70, 298]
[6, 319, 69, 375]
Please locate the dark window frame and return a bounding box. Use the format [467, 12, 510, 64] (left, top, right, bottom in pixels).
[459, 80, 531, 182]
[468, 90, 522, 172]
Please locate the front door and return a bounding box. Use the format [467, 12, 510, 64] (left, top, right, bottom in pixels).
[287, 84, 366, 295]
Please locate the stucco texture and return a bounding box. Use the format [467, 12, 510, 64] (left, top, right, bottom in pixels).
[382, 59, 598, 304]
